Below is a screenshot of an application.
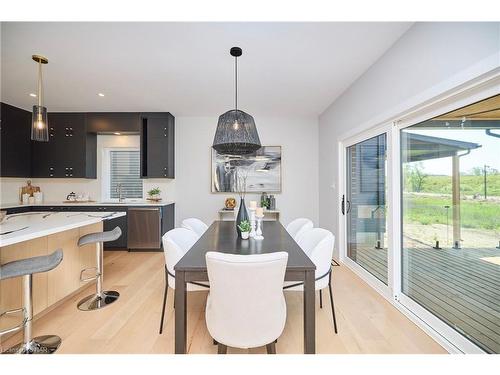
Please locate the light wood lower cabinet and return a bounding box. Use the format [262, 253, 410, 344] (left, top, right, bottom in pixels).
[0, 222, 102, 334]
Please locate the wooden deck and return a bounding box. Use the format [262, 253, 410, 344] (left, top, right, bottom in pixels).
[353, 245, 500, 353]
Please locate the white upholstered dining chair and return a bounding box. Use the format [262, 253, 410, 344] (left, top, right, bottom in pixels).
[182, 218, 209, 238]
[159, 228, 208, 334]
[285, 228, 338, 333]
[205, 251, 288, 354]
[286, 218, 313, 241]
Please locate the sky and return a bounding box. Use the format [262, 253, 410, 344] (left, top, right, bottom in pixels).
[406, 128, 500, 176]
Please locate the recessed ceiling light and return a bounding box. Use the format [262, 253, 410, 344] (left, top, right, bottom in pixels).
[114, 132, 121, 135]
[29, 93, 37, 97]
[98, 93, 105, 97]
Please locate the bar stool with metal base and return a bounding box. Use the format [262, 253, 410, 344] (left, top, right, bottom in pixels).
[77, 226, 121, 311]
[0, 249, 63, 354]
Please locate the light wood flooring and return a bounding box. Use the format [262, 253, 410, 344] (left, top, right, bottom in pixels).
[1, 251, 446, 354]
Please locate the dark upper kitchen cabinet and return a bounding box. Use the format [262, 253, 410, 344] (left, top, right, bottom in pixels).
[0, 103, 32, 177]
[140, 112, 175, 178]
[87, 112, 141, 133]
[1, 104, 174, 180]
[31, 113, 97, 178]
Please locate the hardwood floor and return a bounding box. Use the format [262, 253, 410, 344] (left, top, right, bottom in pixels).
[0, 251, 446, 354]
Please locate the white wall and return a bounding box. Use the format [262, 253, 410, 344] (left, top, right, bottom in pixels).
[175, 116, 319, 227]
[318, 22, 500, 258]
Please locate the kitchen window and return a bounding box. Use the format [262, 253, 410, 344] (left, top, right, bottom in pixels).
[102, 148, 143, 201]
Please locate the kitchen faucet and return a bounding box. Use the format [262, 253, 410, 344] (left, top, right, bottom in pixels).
[116, 183, 125, 202]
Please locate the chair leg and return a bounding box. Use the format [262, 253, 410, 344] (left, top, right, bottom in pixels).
[328, 273, 338, 334]
[159, 266, 169, 334]
[319, 289, 323, 308]
[266, 342, 276, 354]
[2, 274, 61, 354]
[217, 343, 228, 354]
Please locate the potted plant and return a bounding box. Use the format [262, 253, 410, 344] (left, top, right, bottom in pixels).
[147, 187, 162, 202]
[237, 220, 251, 239]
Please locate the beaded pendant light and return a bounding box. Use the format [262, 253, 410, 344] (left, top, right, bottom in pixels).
[31, 54, 49, 142]
[212, 47, 261, 155]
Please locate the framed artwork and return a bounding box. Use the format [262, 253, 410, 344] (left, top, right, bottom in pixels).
[211, 146, 282, 193]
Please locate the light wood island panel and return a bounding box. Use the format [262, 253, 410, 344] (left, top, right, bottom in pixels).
[0, 222, 102, 338]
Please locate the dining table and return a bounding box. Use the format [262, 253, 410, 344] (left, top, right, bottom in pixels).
[174, 220, 317, 354]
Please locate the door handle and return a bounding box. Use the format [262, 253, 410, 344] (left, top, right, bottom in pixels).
[128, 208, 160, 212]
[341, 195, 351, 215]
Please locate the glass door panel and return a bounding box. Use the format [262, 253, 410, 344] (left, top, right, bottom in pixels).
[400, 94, 500, 353]
[346, 133, 388, 284]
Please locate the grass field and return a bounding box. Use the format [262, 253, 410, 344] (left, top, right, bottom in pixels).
[419, 174, 500, 196]
[403, 194, 500, 231]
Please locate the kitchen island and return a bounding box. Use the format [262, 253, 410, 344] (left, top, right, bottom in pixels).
[0, 201, 175, 251]
[0, 211, 125, 338]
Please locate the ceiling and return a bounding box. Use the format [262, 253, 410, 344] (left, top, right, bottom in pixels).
[0, 22, 411, 116]
[436, 95, 500, 120]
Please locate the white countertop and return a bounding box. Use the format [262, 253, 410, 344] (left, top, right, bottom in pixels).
[0, 211, 126, 247]
[0, 200, 175, 210]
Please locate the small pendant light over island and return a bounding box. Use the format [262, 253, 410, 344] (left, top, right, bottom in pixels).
[212, 47, 261, 155]
[31, 54, 49, 142]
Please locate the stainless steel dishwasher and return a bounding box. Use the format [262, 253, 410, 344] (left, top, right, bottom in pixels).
[127, 207, 161, 249]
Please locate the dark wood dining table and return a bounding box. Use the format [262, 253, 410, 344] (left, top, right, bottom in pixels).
[174, 220, 317, 354]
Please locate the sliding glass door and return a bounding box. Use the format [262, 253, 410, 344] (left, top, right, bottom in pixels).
[341, 91, 500, 353]
[345, 133, 388, 285]
[400, 95, 500, 353]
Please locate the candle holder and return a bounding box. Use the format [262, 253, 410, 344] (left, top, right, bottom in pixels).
[254, 215, 264, 240]
[249, 208, 257, 238]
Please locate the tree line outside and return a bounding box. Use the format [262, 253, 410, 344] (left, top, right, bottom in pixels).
[403, 162, 500, 236]
[404, 162, 500, 197]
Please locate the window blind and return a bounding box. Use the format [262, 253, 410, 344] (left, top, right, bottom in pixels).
[109, 150, 143, 199]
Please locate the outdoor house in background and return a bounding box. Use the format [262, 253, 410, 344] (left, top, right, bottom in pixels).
[346, 134, 387, 283]
[402, 133, 481, 248]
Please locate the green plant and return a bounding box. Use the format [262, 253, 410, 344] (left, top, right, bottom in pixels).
[147, 187, 161, 196]
[237, 220, 251, 233]
[403, 162, 428, 192]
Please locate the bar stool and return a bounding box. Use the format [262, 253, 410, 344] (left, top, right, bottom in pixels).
[77, 226, 121, 311]
[0, 249, 63, 354]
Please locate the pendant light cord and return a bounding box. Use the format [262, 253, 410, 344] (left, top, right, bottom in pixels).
[235, 55, 238, 111]
[38, 61, 42, 107]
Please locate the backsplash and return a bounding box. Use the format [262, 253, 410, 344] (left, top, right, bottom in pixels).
[0, 177, 175, 204]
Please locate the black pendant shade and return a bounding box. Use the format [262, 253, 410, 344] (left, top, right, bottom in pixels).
[212, 47, 261, 155]
[213, 109, 261, 155]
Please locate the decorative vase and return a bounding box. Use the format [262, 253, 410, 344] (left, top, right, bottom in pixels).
[236, 198, 249, 236]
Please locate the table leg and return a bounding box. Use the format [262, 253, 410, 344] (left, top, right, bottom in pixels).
[303, 269, 316, 354]
[174, 270, 187, 354]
